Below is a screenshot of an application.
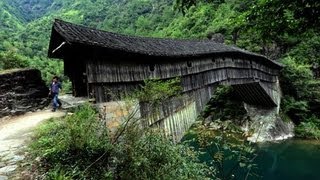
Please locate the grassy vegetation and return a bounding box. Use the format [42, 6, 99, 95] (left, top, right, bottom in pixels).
[28, 103, 209, 179]
[29, 104, 112, 179]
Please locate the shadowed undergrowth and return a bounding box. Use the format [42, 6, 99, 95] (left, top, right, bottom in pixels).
[28, 103, 210, 179]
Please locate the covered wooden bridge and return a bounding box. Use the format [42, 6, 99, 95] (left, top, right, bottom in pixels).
[48, 19, 282, 141]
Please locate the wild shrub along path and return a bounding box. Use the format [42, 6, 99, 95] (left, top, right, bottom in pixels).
[0, 110, 65, 179]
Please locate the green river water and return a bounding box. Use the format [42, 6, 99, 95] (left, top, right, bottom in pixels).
[255, 139, 320, 180]
[186, 136, 320, 179]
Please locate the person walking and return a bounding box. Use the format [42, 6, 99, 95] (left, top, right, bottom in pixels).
[49, 76, 62, 112]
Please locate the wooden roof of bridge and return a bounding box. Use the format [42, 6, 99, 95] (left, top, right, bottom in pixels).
[48, 19, 282, 68]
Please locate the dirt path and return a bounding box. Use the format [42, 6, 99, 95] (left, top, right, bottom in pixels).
[0, 110, 65, 180]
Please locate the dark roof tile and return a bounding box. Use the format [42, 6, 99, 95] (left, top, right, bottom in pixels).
[48, 19, 282, 68]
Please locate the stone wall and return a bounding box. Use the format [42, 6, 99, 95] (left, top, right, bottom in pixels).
[97, 100, 140, 134]
[0, 69, 49, 118]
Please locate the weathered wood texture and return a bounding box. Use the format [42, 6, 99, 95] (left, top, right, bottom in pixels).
[139, 86, 215, 142]
[84, 56, 279, 107]
[140, 84, 215, 121]
[232, 82, 277, 107]
[64, 56, 88, 97]
[90, 83, 140, 102]
[152, 101, 198, 143]
[86, 57, 278, 83]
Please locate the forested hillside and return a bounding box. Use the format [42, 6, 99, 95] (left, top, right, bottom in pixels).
[0, 0, 179, 82]
[0, 0, 320, 138]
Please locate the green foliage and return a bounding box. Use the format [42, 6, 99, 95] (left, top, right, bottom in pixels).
[281, 96, 309, 117]
[114, 129, 209, 179]
[176, 0, 320, 57]
[287, 31, 320, 65]
[190, 121, 258, 180]
[27, 56, 64, 84]
[295, 116, 320, 139]
[0, 0, 24, 32]
[162, 2, 244, 42]
[29, 103, 209, 179]
[46, 169, 73, 180]
[280, 57, 314, 99]
[135, 77, 182, 104]
[0, 51, 29, 70]
[280, 57, 312, 120]
[202, 85, 246, 123]
[247, 0, 320, 44]
[6, 0, 68, 22]
[175, 0, 225, 13]
[280, 56, 320, 138]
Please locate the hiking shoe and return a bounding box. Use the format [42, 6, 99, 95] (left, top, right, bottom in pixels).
[51, 109, 56, 112]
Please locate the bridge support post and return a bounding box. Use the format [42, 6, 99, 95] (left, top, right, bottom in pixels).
[243, 79, 294, 142]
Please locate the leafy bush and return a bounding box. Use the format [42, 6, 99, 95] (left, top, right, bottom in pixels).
[29, 103, 209, 179]
[295, 116, 320, 139]
[287, 31, 320, 65]
[280, 96, 309, 123]
[280, 57, 314, 121]
[202, 85, 246, 123]
[280, 56, 314, 99]
[135, 77, 182, 104]
[0, 51, 29, 70]
[280, 56, 320, 138]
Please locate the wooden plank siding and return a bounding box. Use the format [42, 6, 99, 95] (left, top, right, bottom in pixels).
[86, 57, 278, 83]
[90, 83, 141, 102]
[85, 56, 279, 106]
[140, 85, 215, 127]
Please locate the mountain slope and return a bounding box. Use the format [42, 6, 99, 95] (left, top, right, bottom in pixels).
[9, 0, 178, 57]
[0, 1, 24, 32]
[0, 0, 180, 82]
[0, 0, 25, 52]
[4, 0, 69, 22]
